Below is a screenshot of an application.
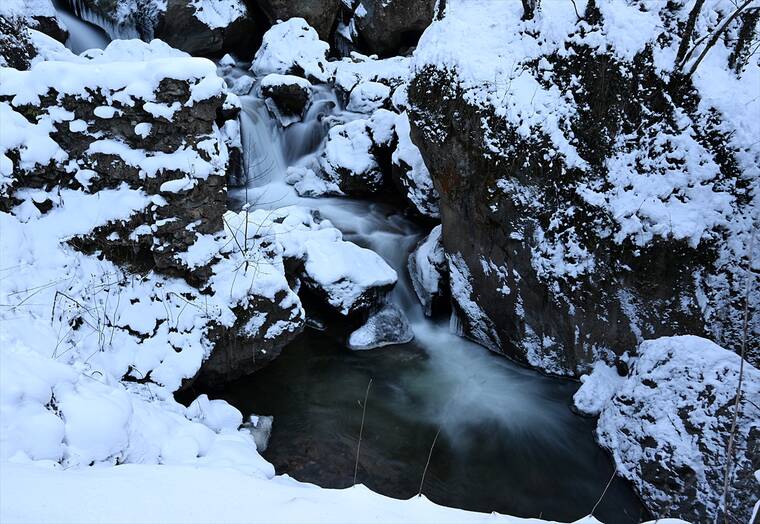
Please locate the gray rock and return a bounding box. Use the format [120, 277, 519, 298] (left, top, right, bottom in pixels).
[257, 0, 340, 41]
[354, 0, 436, 56]
[408, 16, 756, 375]
[348, 303, 413, 350]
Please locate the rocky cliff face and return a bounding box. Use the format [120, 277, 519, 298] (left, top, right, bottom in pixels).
[408, 0, 759, 376]
[0, 36, 304, 389]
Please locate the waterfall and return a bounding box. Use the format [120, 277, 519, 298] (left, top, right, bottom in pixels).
[52, 0, 111, 53]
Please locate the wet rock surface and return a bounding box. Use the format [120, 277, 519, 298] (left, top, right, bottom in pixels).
[347, 303, 413, 350]
[260, 73, 312, 126]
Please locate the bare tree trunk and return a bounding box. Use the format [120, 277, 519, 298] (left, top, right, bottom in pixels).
[686, 0, 755, 78]
[676, 0, 706, 67]
[728, 8, 760, 74]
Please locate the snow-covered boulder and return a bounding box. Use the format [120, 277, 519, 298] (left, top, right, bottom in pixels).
[224, 207, 396, 317]
[319, 118, 384, 195]
[408, 225, 448, 317]
[285, 166, 342, 197]
[251, 18, 330, 83]
[348, 303, 413, 350]
[260, 73, 312, 126]
[346, 80, 390, 113]
[582, 336, 760, 523]
[391, 111, 438, 217]
[257, 0, 340, 41]
[330, 53, 409, 96]
[0, 0, 67, 43]
[408, 0, 760, 374]
[1, 39, 305, 392]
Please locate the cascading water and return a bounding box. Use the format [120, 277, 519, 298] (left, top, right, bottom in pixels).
[52, 0, 110, 53]
[216, 64, 648, 523]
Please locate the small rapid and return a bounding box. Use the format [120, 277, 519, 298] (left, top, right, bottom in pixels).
[216, 63, 648, 523]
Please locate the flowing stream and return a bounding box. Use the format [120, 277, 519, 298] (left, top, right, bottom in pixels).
[52, 0, 110, 54]
[50, 13, 647, 519]
[217, 64, 647, 523]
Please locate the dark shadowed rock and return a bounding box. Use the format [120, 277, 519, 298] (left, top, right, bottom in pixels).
[354, 0, 436, 56]
[0, 16, 37, 70]
[260, 73, 312, 126]
[257, 0, 340, 41]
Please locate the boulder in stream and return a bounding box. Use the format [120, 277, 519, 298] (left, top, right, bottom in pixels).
[577, 336, 760, 523]
[408, 225, 448, 317]
[260, 73, 312, 126]
[348, 303, 414, 350]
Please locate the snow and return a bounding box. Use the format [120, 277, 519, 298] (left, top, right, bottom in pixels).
[572, 362, 626, 417]
[392, 111, 439, 217]
[251, 18, 331, 82]
[409, 224, 446, 315]
[320, 118, 382, 188]
[188, 0, 246, 30]
[286, 166, 342, 197]
[223, 206, 397, 315]
[260, 73, 312, 90]
[347, 80, 391, 113]
[0, 461, 663, 524]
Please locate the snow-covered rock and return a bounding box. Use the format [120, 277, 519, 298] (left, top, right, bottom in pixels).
[348, 303, 414, 350]
[0, 15, 37, 70]
[330, 52, 410, 95]
[0, 40, 304, 402]
[391, 111, 439, 217]
[592, 336, 759, 523]
[408, 0, 760, 374]
[572, 362, 626, 417]
[251, 18, 330, 83]
[346, 80, 390, 113]
[285, 166, 342, 197]
[319, 118, 385, 195]
[227, 206, 397, 317]
[260, 73, 313, 126]
[0, 0, 67, 43]
[257, 0, 340, 41]
[409, 224, 448, 317]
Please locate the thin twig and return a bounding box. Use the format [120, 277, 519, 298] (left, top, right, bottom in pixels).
[418, 427, 442, 496]
[353, 378, 373, 486]
[591, 464, 618, 517]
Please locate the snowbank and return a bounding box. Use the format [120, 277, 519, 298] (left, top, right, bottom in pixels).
[1, 461, 672, 524]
